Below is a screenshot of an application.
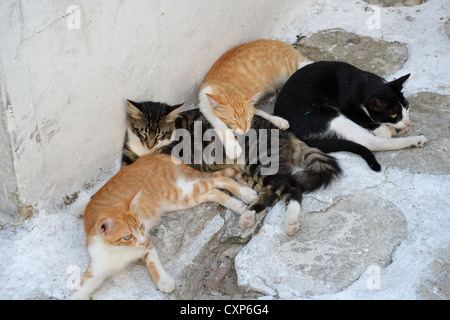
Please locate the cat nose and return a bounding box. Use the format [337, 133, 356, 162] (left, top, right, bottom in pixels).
[404, 119, 411, 127]
[137, 235, 147, 246]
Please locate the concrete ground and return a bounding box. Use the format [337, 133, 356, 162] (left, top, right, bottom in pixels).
[0, 0, 448, 300]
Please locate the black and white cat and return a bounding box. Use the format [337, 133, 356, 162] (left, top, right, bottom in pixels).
[273, 61, 427, 171]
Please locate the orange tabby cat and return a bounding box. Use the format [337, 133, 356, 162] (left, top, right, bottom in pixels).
[71, 153, 257, 299]
[199, 39, 310, 159]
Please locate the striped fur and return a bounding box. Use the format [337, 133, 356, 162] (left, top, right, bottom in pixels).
[72, 153, 257, 299]
[198, 39, 310, 159]
[123, 101, 342, 236]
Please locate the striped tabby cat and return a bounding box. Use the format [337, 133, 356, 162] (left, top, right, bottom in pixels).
[199, 39, 310, 159]
[72, 153, 257, 299]
[123, 100, 341, 236]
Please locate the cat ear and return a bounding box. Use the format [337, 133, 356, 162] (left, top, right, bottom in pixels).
[205, 93, 226, 111]
[166, 103, 184, 122]
[98, 218, 115, 236]
[388, 74, 410, 92]
[127, 100, 144, 118]
[245, 89, 264, 104]
[129, 191, 143, 213]
[368, 97, 390, 112]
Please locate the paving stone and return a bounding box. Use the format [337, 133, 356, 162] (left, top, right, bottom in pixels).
[418, 246, 450, 300]
[376, 92, 450, 175]
[363, 0, 428, 7]
[295, 28, 409, 77]
[235, 194, 408, 297]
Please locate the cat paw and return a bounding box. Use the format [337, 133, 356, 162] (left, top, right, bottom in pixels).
[224, 138, 242, 160]
[239, 210, 256, 229]
[70, 290, 91, 300]
[410, 135, 427, 148]
[372, 125, 392, 139]
[240, 187, 258, 203]
[225, 198, 248, 214]
[271, 116, 290, 130]
[392, 126, 409, 136]
[284, 218, 299, 236]
[157, 275, 175, 293]
[284, 201, 301, 236]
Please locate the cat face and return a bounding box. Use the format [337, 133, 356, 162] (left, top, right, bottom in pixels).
[96, 192, 148, 248]
[205, 90, 263, 135]
[126, 100, 182, 154]
[365, 74, 411, 130]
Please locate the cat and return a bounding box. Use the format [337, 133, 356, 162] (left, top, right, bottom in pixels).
[122, 100, 183, 166]
[123, 100, 342, 236]
[198, 39, 310, 160]
[71, 153, 257, 299]
[273, 61, 427, 171]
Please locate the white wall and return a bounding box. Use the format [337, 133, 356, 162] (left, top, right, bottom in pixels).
[0, 85, 20, 224]
[0, 0, 301, 222]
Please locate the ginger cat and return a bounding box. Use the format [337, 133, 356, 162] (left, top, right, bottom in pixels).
[199, 39, 310, 159]
[71, 153, 257, 299]
[123, 100, 342, 236]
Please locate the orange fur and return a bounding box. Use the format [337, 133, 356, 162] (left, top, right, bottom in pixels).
[199, 39, 308, 133]
[72, 153, 257, 299]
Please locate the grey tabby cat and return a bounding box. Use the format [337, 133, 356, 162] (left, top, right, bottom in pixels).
[123, 100, 341, 236]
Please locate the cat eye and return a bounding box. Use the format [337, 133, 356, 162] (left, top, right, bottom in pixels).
[140, 223, 144, 230]
[391, 114, 398, 119]
[123, 234, 132, 241]
[139, 131, 148, 140]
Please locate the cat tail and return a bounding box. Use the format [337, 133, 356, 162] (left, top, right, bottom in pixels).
[304, 139, 381, 172]
[290, 136, 342, 193]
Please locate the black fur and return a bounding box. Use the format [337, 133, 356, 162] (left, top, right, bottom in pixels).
[123, 101, 342, 216]
[273, 61, 411, 171]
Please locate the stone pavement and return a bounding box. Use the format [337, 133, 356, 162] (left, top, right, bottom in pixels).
[0, 1, 448, 301]
[146, 28, 449, 300]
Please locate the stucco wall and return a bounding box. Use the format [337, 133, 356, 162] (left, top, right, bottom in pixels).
[0, 0, 301, 223]
[0, 80, 20, 224]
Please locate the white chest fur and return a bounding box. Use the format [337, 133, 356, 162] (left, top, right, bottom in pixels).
[88, 236, 144, 273]
[126, 127, 151, 157]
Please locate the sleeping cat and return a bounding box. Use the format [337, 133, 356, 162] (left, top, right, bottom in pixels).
[199, 39, 310, 160]
[71, 153, 257, 299]
[122, 100, 183, 166]
[123, 100, 341, 236]
[273, 61, 427, 171]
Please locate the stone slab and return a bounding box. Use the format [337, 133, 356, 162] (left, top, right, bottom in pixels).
[235, 194, 408, 297]
[295, 28, 409, 77]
